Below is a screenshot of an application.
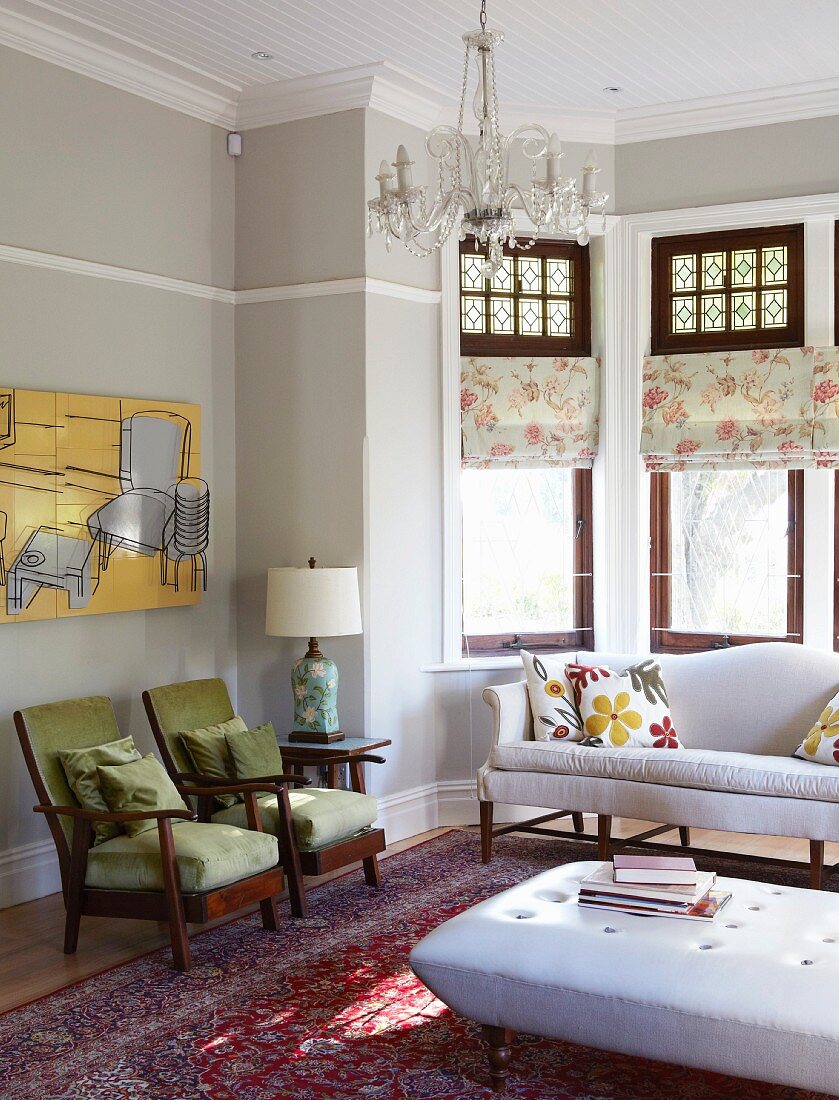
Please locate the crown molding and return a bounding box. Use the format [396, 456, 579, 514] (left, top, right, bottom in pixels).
[0, 0, 238, 127]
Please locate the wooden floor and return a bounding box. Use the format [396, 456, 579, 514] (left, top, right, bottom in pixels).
[1, 815, 837, 1015]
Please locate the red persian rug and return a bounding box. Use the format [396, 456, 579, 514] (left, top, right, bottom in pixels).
[0, 829, 833, 1099]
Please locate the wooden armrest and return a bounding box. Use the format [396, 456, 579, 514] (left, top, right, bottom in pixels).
[177, 771, 312, 791]
[34, 804, 195, 823]
[304, 752, 386, 766]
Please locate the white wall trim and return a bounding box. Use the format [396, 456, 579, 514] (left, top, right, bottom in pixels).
[0, 837, 60, 909]
[236, 277, 441, 305]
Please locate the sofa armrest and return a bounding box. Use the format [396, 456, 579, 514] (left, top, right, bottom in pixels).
[481, 680, 532, 752]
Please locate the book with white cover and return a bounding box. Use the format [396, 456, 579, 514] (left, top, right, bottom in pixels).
[579, 863, 716, 904]
[579, 890, 732, 922]
[613, 854, 697, 884]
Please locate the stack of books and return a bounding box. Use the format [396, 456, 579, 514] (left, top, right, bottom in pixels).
[578, 855, 732, 922]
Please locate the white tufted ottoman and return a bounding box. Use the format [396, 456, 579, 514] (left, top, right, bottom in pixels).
[410, 861, 839, 1096]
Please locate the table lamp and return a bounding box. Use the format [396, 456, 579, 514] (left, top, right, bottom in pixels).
[265, 558, 362, 743]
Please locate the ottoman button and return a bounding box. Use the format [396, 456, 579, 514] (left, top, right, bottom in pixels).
[823, 938, 835, 944]
[801, 959, 814, 966]
[603, 927, 617, 934]
[699, 944, 713, 951]
[725, 924, 738, 929]
[748, 906, 760, 911]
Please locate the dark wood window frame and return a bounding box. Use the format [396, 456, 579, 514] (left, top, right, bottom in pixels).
[462, 466, 594, 657]
[459, 239, 591, 357]
[650, 470, 804, 654]
[651, 224, 805, 356]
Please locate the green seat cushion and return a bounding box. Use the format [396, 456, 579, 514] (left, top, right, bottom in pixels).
[212, 787, 378, 851]
[97, 754, 191, 837]
[225, 722, 283, 780]
[58, 736, 141, 845]
[180, 716, 248, 808]
[85, 821, 279, 893]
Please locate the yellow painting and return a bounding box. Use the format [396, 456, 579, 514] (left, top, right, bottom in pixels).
[0, 388, 207, 624]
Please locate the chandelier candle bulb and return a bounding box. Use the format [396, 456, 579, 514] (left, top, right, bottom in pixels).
[394, 145, 414, 191]
[545, 133, 563, 183]
[376, 160, 396, 199]
[582, 148, 599, 197]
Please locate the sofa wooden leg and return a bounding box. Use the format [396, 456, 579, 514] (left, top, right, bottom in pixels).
[482, 1024, 515, 1093]
[480, 801, 494, 864]
[571, 812, 584, 833]
[679, 826, 691, 847]
[810, 840, 825, 891]
[597, 814, 612, 861]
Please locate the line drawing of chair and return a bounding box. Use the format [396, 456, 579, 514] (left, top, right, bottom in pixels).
[161, 478, 210, 592]
[88, 412, 190, 572]
[0, 510, 7, 586]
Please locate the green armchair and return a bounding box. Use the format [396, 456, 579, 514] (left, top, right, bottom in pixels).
[14, 695, 293, 972]
[142, 678, 386, 915]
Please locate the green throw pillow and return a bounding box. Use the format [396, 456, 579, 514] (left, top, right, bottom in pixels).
[97, 754, 190, 837]
[180, 716, 247, 808]
[58, 736, 142, 845]
[225, 723, 283, 781]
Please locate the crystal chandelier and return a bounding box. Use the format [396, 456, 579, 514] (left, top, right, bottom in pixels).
[367, 0, 609, 278]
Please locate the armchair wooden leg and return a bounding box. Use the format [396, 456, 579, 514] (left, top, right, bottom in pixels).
[347, 758, 383, 888]
[480, 801, 494, 864]
[482, 1025, 515, 1094]
[158, 818, 191, 972]
[259, 895, 281, 931]
[276, 786, 308, 919]
[571, 811, 584, 833]
[597, 814, 612, 861]
[64, 816, 91, 955]
[679, 826, 691, 847]
[810, 840, 825, 891]
[362, 853, 382, 888]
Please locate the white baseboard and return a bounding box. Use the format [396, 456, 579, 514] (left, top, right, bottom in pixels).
[0, 838, 61, 909]
[375, 782, 439, 844]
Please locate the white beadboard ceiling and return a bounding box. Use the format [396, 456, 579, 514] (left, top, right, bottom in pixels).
[4, 0, 839, 135]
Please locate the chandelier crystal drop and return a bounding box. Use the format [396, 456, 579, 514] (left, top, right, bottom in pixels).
[367, 0, 609, 277]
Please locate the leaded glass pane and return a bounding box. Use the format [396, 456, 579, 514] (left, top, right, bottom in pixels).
[762, 289, 787, 328]
[702, 252, 726, 289]
[762, 246, 787, 285]
[461, 296, 485, 333]
[671, 296, 696, 333]
[547, 258, 572, 295]
[462, 467, 575, 636]
[547, 299, 572, 337]
[700, 294, 726, 331]
[461, 253, 485, 291]
[671, 254, 696, 292]
[518, 297, 543, 335]
[518, 258, 542, 294]
[731, 249, 756, 287]
[669, 469, 788, 636]
[491, 257, 514, 292]
[490, 296, 515, 334]
[732, 291, 757, 329]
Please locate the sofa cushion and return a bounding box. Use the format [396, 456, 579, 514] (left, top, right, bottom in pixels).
[211, 788, 378, 851]
[180, 716, 248, 808]
[489, 740, 839, 802]
[572, 659, 681, 749]
[225, 722, 283, 779]
[97, 754, 191, 836]
[521, 651, 584, 742]
[85, 821, 278, 892]
[793, 689, 839, 767]
[58, 735, 142, 845]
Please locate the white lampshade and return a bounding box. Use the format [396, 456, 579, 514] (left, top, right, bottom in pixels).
[266, 566, 362, 639]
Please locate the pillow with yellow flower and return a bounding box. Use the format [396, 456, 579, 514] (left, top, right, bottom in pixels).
[520, 651, 585, 742]
[793, 694, 839, 766]
[570, 659, 683, 749]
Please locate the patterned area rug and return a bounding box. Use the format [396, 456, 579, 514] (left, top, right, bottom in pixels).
[0, 829, 834, 1100]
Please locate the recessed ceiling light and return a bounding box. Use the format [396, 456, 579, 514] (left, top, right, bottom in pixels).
[602, 86, 623, 94]
[251, 50, 274, 60]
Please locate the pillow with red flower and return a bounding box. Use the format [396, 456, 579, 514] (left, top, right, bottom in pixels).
[521, 650, 585, 742]
[566, 659, 684, 750]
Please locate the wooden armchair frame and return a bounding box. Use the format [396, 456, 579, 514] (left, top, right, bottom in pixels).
[16, 709, 289, 973]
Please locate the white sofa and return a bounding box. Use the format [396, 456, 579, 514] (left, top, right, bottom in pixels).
[479, 643, 839, 888]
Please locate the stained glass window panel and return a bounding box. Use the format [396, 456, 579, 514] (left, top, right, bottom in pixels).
[461, 253, 485, 291]
[547, 258, 572, 295]
[701, 294, 726, 331]
[671, 254, 696, 292]
[731, 249, 757, 287]
[519, 297, 543, 335]
[669, 469, 788, 636]
[762, 246, 787, 285]
[702, 252, 726, 289]
[732, 291, 757, 329]
[762, 289, 787, 328]
[672, 296, 696, 333]
[547, 299, 572, 337]
[461, 296, 485, 333]
[519, 258, 542, 294]
[490, 296, 514, 334]
[491, 257, 514, 292]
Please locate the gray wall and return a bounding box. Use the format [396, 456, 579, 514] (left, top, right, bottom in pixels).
[0, 47, 236, 906]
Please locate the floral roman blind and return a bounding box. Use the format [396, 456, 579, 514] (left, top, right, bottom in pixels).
[813, 347, 839, 465]
[641, 346, 816, 470]
[460, 355, 600, 469]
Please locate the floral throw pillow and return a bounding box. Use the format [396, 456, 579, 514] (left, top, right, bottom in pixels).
[793, 690, 839, 766]
[520, 650, 584, 742]
[571, 659, 682, 749]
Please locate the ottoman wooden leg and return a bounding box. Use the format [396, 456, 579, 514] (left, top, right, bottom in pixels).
[597, 814, 612, 861]
[480, 801, 494, 864]
[810, 840, 825, 891]
[481, 1025, 515, 1093]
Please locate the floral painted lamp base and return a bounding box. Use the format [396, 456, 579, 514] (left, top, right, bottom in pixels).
[289, 651, 345, 744]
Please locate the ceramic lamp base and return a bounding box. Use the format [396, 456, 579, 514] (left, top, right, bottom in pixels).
[291, 653, 343, 737]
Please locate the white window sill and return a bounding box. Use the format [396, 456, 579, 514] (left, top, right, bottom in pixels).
[420, 656, 525, 673]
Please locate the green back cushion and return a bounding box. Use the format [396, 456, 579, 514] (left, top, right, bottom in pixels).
[145, 679, 236, 775]
[225, 723, 283, 780]
[97, 754, 190, 837]
[59, 735, 142, 845]
[180, 716, 247, 808]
